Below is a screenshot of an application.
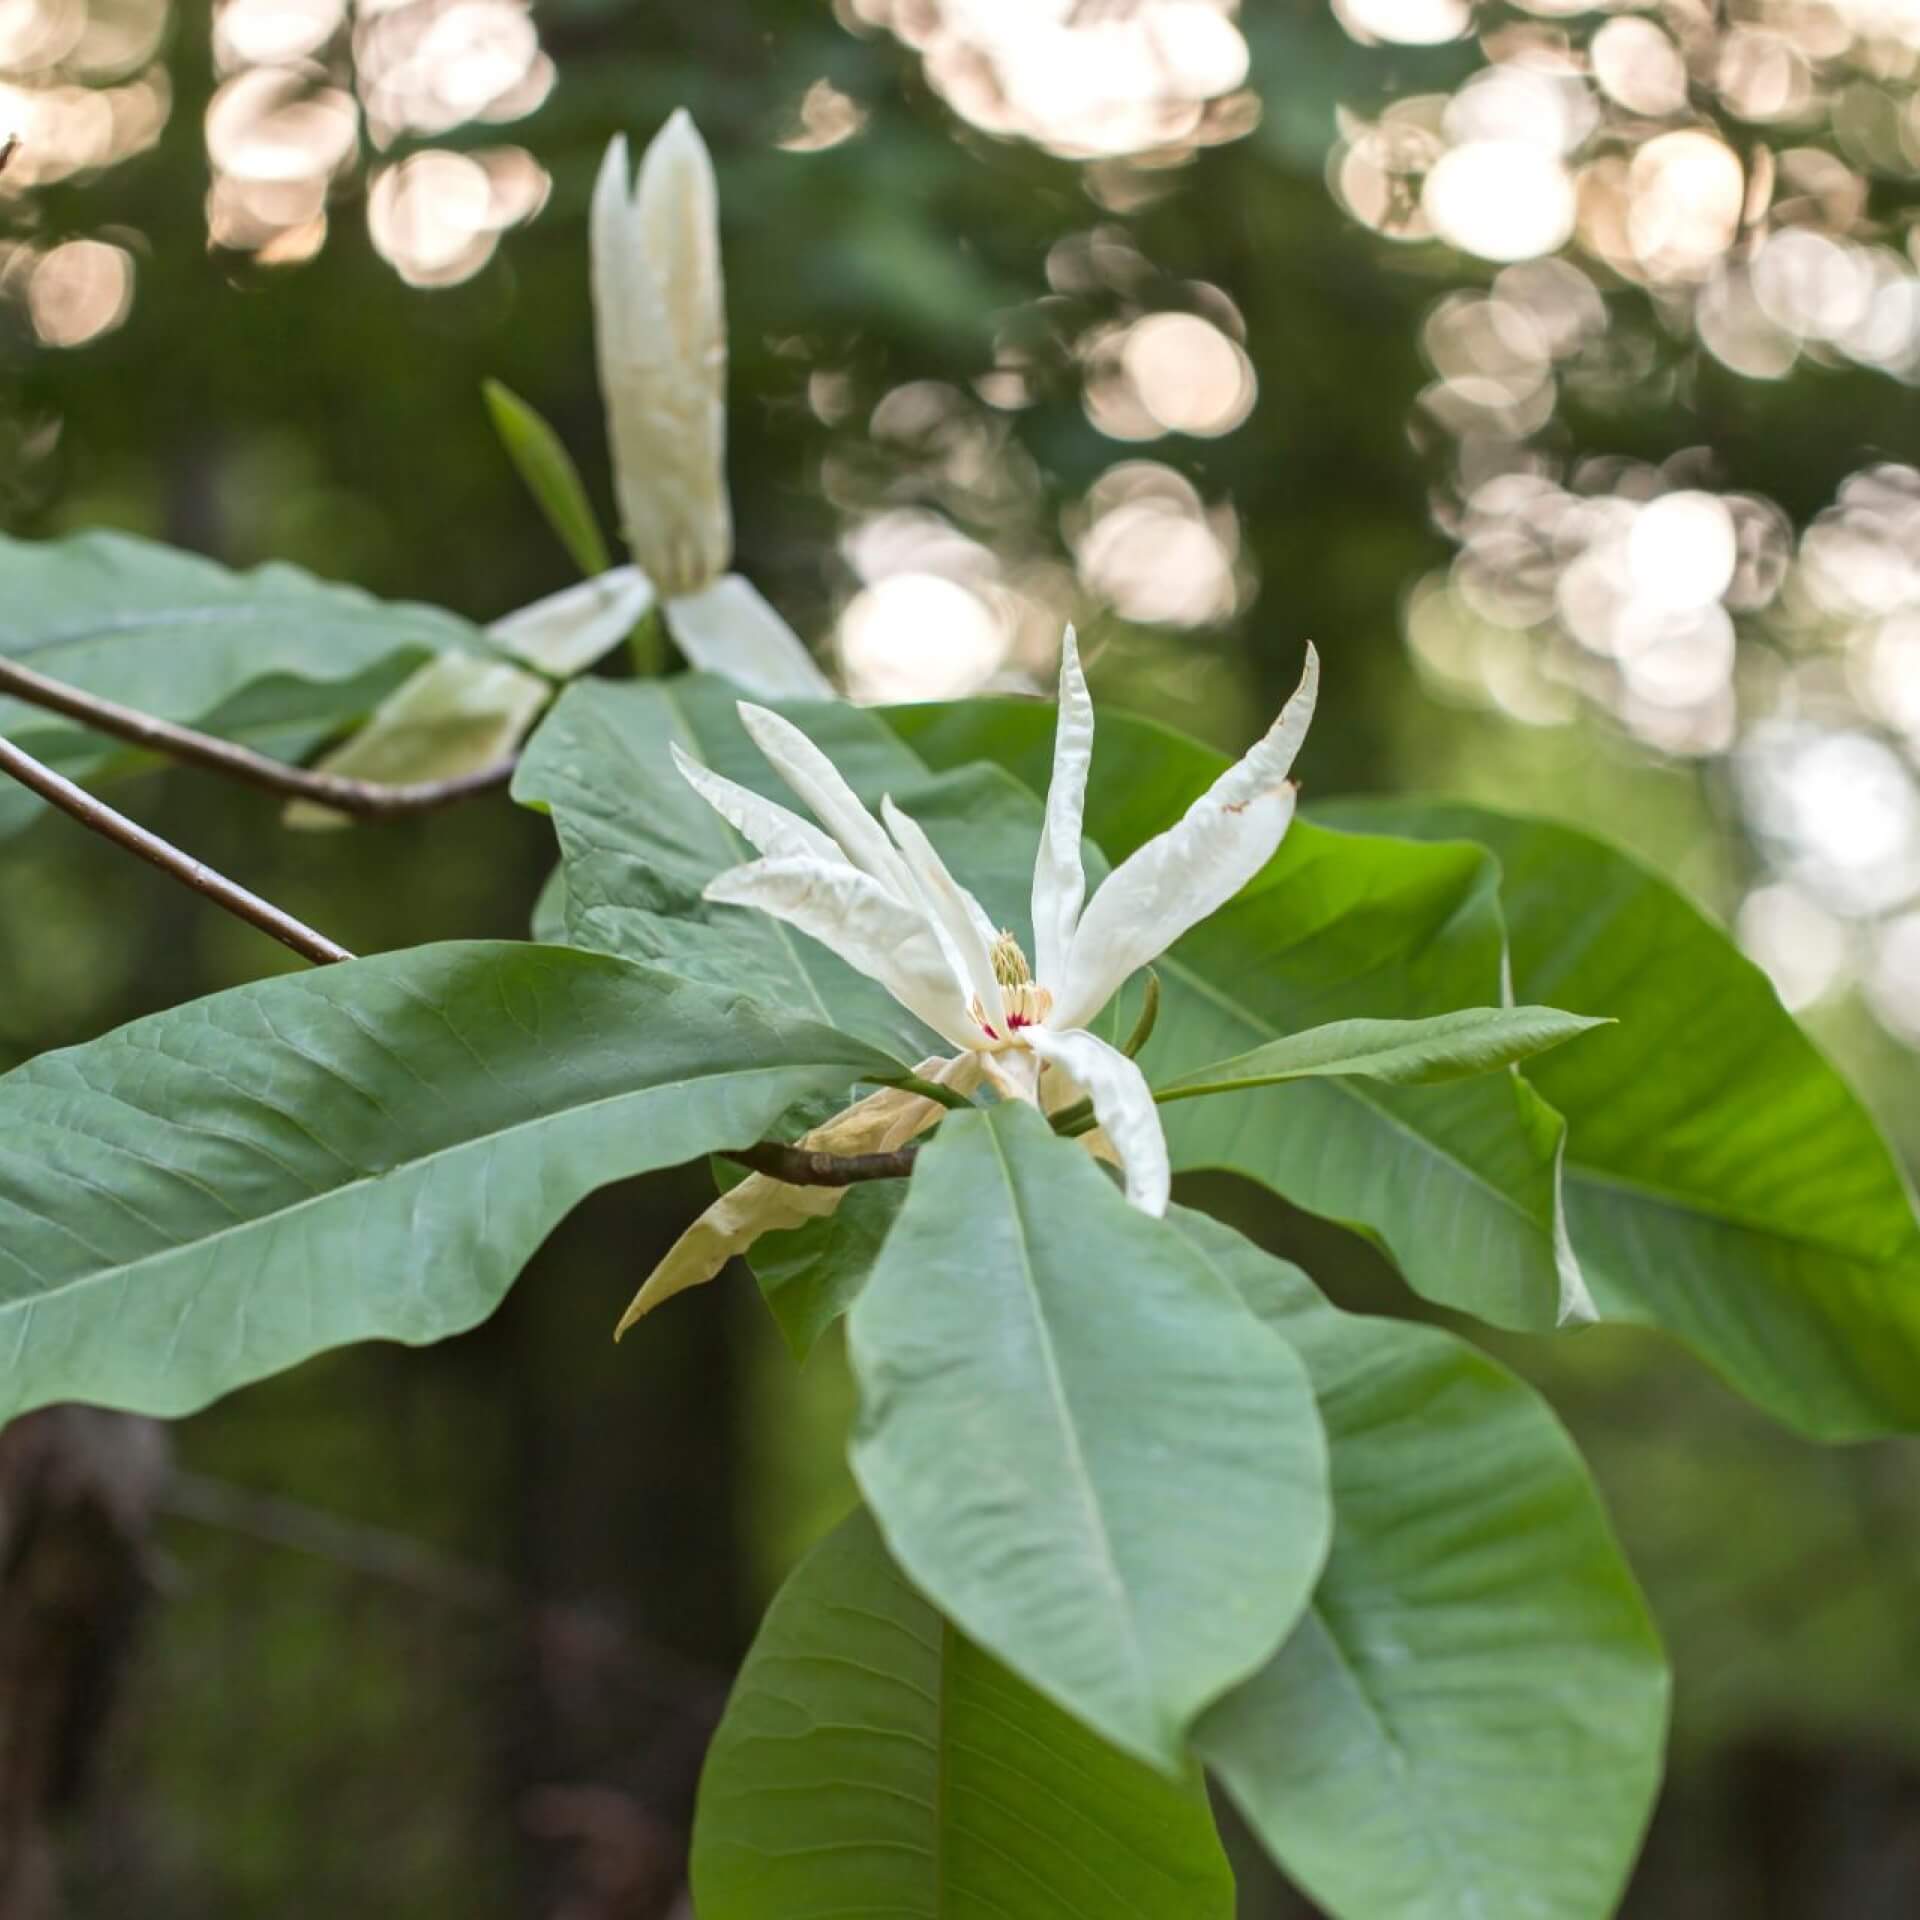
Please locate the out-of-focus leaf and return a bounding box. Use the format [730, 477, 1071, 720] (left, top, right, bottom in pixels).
[848, 1101, 1330, 1772]
[0, 530, 471, 832]
[482, 378, 612, 578]
[1176, 1209, 1668, 1920]
[1329, 799, 1920, 1438]
[691, 1504, 1237, 1919]
[887, 697, 1591, 1331]
[283, 651, 549, 829]
[0, 941, 896, 1421]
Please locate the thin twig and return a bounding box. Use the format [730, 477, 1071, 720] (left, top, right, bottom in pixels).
[0, 654, 515, 817]
[0, 732, 354, 966]
[728, 1140, 920, 1186]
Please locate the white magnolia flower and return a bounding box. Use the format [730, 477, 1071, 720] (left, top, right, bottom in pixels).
[616, 630, 1317, 1330]
[588, 112, 833, 700]
[688, 629, 1317, 1206]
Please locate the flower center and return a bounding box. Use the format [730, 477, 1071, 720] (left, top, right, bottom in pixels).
[976, 931, 1052, 1041]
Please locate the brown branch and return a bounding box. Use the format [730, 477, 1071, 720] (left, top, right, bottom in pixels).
[0, 655, 515, 817]
[0, 733, 354, 967]
[728, 1140, 920, 1186]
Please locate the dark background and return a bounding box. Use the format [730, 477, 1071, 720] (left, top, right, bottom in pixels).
[2, 1, 1919, 1913]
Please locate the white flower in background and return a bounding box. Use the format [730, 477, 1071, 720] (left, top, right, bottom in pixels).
[290, 111, 829, 828]
[588, 111, 833, 700]
[617, 630, 1318, 1329]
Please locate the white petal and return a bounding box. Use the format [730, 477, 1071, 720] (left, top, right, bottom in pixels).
[736, 702, 914, 896]
[666, 575, 835, 699]
[1031, 624, 1093, 986]
[592, 118, 731, 596]
[491, 567, 656, 676]
[1209, 642, 1319, 810]
[670, 742, 841, 865]
[705, 856, 981, 1050]
[282, 652, 548, 831]
[1024, 1026, 1171, 1217]
[880, 796, 1006, 1035]
[1051, 784, 1298, 1030]
[979, 1048, 1042, 1106]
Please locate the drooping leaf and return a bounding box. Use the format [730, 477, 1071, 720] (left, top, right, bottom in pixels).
[512, 675, 1050, 1060]
[482, 378, 612, 578]
[1173, 1210, 1668, 1920]
[692, 1505, 1236, 1919]
[847, 1101, 1330, 1772]
[0, 530, 472, 831]
[888, 697, 1591, 1331]
[0, 941, 897, 1421]
[1327, 800, 1920, 1438]
[1157, 1005, 1608, 1101]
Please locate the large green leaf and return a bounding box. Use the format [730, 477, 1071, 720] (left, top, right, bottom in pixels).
[0, 531, 474, 829]
[1328, 800, 1920, 1438]
[692, 1505, 1236, 1919]
[847, 1101, 1330, 1772]
[0, 941, 896, 1421]
[513, 675, 1057, 1061]
[1173, 1211, 1668, 1920]
[887, 698, 1590, 1331]
[1157, 1006, 1608, 1101]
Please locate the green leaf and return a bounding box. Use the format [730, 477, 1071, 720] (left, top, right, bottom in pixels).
[1174, 1210, 1668, 1920]
[887, 697, 1590, 1332]
[692, 1505, 1236, 1919]
[847, 1101, 1330, 1772]
[513, 676, 1052, 1060]
[283, 651, 549, 829]
[0, 941, 896, 1421]
[1327, 800, 1920, 1438]
[1157, 1006, 1608, 1102]
[750, 1178, 904, 1361]
[0, 530, 472, 831]
[482, 379, 612, 578]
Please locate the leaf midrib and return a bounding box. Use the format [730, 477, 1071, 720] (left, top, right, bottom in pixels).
[0, 1057, 846, 1329]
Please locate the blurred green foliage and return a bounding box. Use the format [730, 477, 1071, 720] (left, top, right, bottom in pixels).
[2, 1, 1916, 1914]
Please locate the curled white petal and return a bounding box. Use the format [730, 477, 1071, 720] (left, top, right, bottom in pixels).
[736, 703, 915, 897]
[592, 114, 731, 596]
[705, 855, 979, 1050]
[1052, 784, 1297, 1031]
[1024, 1025, 1170, 1216]
[881, 796, 1005, 1034]
[492, 566, 656, 677]
[1208, 642, 1319, 811]
[670, 741, 841, 865]
[666, 574, 835, 699]
[1031, 624, 1093, 987]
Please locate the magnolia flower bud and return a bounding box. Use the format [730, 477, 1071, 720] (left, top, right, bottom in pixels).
[591, 112, 732, 599]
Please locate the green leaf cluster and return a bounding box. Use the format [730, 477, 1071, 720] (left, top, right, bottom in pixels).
[0, 649, 1909, 1918]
